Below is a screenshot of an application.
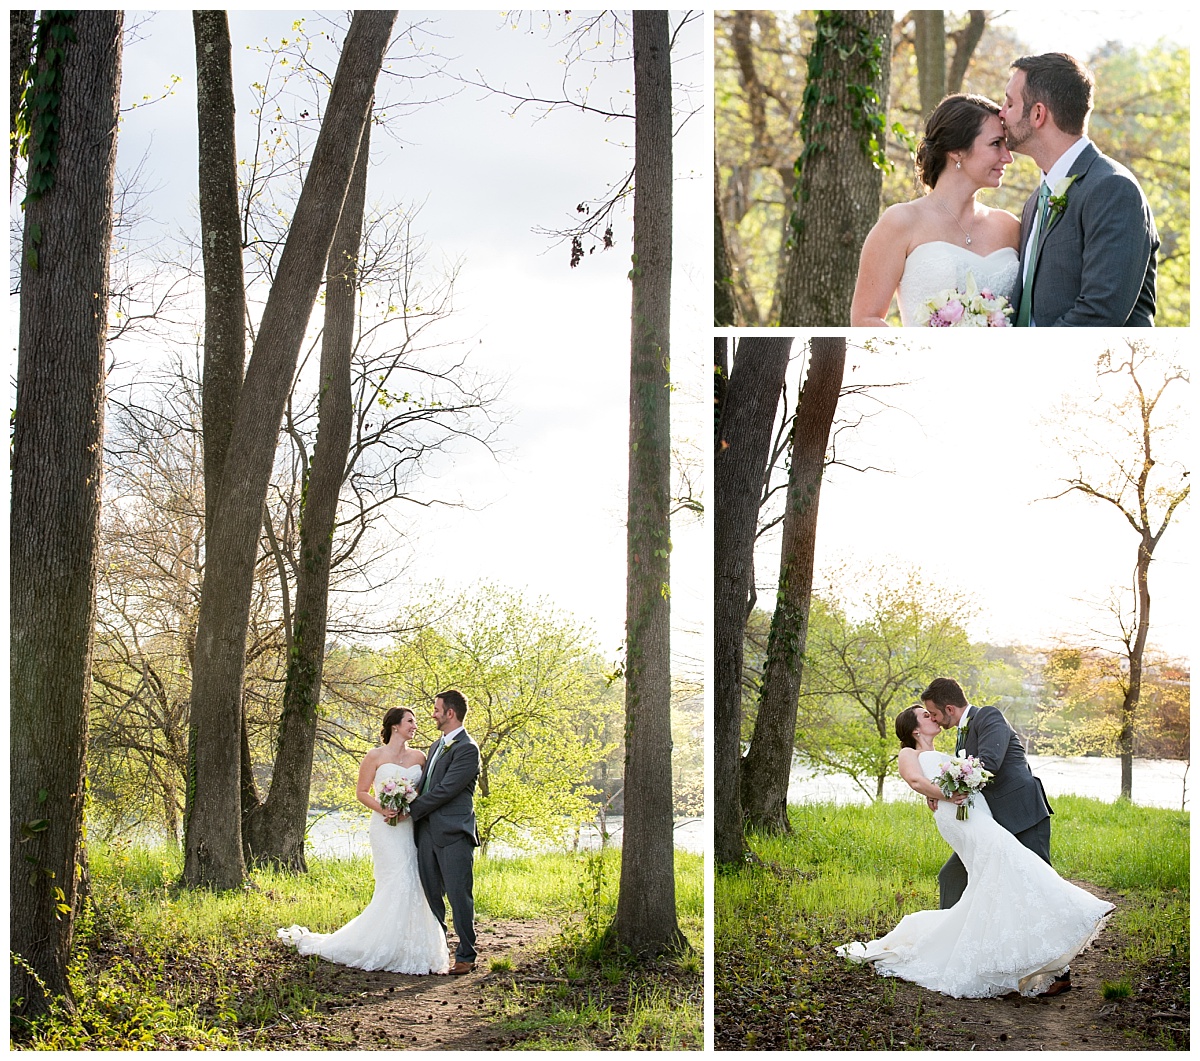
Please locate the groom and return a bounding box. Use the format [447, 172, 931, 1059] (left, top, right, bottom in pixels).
[999, 52, 1158, 326]
[921, 677, 1072, 996]
[409, 689, 480, 974]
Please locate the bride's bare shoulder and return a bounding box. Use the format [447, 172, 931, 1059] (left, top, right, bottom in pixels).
[982, 204, 1021, 241]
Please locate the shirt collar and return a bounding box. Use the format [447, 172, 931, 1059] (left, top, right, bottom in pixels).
[1043, 136, 1091, 187]
[441, 725, 465, 744]
[957, 705, 973, 729]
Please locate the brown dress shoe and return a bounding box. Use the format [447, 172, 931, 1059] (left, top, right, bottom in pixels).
[1041, 973, 1072, 997]
[449, 960, 476, 975]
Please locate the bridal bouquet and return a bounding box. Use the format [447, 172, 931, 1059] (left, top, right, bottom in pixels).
[917, 273, 1012, 327]
[934, 755, 994, 821]
[378, 777, 419, 826]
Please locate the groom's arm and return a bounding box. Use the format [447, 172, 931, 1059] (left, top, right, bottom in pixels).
[408, 742, 480, 822]
[1052, 174, 1155, 327]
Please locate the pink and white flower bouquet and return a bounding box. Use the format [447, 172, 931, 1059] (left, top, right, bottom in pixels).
[378, 776, 418, 826]
[916, 272, 1012, 328]
[934, 755, 994, 820]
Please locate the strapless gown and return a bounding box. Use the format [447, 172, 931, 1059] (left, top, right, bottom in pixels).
[897, 242, 1019, 326]
[278, 762, 449, 974]
[836, 751, 1112, 998]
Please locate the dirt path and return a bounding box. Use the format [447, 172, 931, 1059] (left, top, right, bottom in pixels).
[835, 885, 1186, 1051]
[283, 919, 555, 1050]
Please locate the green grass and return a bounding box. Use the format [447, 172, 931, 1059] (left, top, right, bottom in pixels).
[716, 795, 1189, 1049]
[17, 841, 702, 1050]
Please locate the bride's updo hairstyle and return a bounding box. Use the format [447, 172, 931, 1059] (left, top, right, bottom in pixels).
[380, 707, 414, 744]
[895, 706, 922, 750]
[916, 93, 1002, 189]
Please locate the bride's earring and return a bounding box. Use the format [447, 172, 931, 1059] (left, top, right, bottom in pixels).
[956, 159, 962, 170]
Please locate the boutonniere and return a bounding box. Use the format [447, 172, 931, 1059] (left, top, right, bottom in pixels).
[1047, 175, 1078, 217]
[442, 738, 456, 750]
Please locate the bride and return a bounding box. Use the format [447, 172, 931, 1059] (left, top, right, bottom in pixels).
[850, 94, 1021, 326]
[837, 707, 1112, 998]
[278, 707, 449, 974]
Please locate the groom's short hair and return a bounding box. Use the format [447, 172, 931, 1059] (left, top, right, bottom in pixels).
[921, 677, 967, 710]
[437, 688, 468, 721]
[1012, 53, 1094, 137]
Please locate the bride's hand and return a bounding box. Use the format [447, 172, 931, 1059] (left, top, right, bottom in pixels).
[926, 797, 939, 812]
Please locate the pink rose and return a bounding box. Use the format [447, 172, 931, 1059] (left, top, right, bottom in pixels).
[940, 299, 965, 324]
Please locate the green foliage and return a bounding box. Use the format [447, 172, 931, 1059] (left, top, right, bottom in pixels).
[788, 564, 990, 799]
[382, 584, 623, 851]
[15, 12, 78, 209]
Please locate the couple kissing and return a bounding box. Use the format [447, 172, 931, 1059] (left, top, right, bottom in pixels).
[851, 51, 1158, 327]
[838, 677, 1113, 999]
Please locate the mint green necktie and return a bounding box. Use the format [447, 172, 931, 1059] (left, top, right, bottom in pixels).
[1017, 183, 1051, 327]
[421, 737, 446, 793]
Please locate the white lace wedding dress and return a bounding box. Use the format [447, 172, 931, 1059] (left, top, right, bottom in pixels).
[278, 762, 449, 974]
[837, 751, 1112, 998]
[896, 241, 1019, 326]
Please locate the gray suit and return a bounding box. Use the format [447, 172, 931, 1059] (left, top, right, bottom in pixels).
[938, 704, 1053, 909]
[409, 730, 480, 962]
[1015, 142, 1158, 326]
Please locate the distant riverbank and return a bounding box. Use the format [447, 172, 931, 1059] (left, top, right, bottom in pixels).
[790, 755, 1188, 810]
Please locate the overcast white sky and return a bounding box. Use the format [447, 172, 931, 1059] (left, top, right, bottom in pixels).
[91, 10, 707, 677]
[749, 335, 1192, 660]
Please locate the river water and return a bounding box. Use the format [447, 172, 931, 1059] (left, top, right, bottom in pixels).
[789, 755, 1189, 811]
[307, 813, 705, 860]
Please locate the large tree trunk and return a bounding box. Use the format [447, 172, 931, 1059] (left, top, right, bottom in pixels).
[614, 10, 685, 956]
[741, 338, 845, 832]
[778, 10, 892, 326]
[714, 153, 737, 326]
[243, 117, 371, 870]
[9, 10, 35, 196]
[10, 10, 122, 1021]
[946, 12, 987, 97]
[714, 339, 791, 865]
[188, 9, 248, 854]
[914, 10, 945, 118]
[184, 10, 397, 889]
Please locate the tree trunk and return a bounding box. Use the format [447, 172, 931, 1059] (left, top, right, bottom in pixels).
[183, 10, 396, 889]
[243, 118, 371, 870]
[741, 338, 845, 832]
[10, 10, 122, 1022]
[778, 10, 892, 326]
[9, 10, 35, 196]
[614, 10, 685, 956]
[714, 153, 737, 326]
[1120, 534, 1153, 799]
[714, 339, 791, 866]
[914, 10, 945, 119]
[188, 9, 248, 857]
[946, 12, 987, 97]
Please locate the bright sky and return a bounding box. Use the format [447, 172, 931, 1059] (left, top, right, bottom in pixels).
[751, 335, 1192, 661]
[94, 10, 707, 677]
[985, 7, 1191, 57]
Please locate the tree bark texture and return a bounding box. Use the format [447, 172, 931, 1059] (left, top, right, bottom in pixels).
[243, 118, 371, 870]
[741, 338, 845, 832]
[614, 10, 685, 956]
[946, 12, 987, 97]
[9, 10, 35, 196]
[10, 10, 122, 1020]
[714, 339, 791, 865]
[914, 10, 945, 119]
[193, 10, 247, 541]
[778, 10, 892, 327]
[184, 10, 396, 889]
[714, 153, 737, 326]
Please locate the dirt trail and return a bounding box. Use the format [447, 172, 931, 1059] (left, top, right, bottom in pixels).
[283, 918, 554, 1050]
[853, 885, 1187, 1051]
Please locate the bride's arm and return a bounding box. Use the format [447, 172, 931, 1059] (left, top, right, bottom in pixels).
[897, 749, 949, 802]
[355, 753, 391, 816]
[850, 207, 909, 326]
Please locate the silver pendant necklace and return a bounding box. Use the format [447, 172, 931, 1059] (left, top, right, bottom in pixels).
[931, 195, 974, 246]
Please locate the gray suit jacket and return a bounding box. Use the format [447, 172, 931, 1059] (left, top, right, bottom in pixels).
[957, 705, 1051, 837]
[1015, 142, 1158, 326]
[409, 730, 480, 848]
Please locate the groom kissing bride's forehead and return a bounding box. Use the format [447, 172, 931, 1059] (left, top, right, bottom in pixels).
[999, 51, 1158, 327]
